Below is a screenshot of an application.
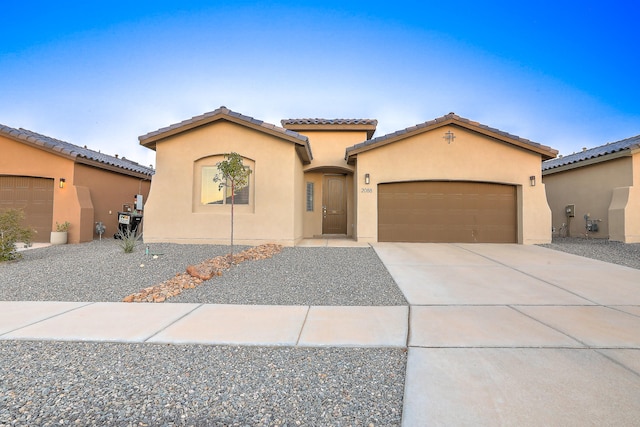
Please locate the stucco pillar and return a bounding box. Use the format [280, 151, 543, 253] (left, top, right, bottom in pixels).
[523, 183, 553, 244]
[609, 186, 640, 243]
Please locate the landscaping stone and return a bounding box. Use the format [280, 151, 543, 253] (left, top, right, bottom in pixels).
[122, 244, 284, 303]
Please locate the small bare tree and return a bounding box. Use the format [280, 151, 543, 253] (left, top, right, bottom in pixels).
[214, 152, 252, 263]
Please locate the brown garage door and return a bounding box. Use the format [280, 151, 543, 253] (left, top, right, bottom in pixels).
[0, 176, 54, 242]
[378, 181, 517, 243]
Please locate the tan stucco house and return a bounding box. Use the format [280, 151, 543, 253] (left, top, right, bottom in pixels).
[543, 135, 640, 243]
[0, 125, 153, 243]
[140, 107, 557, 246]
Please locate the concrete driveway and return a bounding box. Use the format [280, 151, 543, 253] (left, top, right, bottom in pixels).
[373, 242, 640, 426]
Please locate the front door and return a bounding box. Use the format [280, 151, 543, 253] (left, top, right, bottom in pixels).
[322, 174, 347, 234]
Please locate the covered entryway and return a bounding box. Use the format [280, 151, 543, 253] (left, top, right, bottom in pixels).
[0, 176, 54, 242]
[322, 174, 347, 234]
[378, 181, 517, 243]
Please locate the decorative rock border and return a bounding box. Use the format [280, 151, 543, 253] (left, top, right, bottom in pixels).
[122, 243, 283, 303]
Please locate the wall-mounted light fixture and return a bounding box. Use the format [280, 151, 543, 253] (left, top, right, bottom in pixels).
[529, 175, 536, 186]
[59, 178, 66, 189]
[364, 173, 370, 185]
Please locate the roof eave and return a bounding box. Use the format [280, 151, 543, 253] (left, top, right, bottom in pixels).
[282, 123, 378, 140]
[454, 121, 557, 160]
[345, 117, 557, 162]
[76, 157, 153, 179]
[1, 128, 78, 161]
[345, 118, 457, 162]
[139, 112, 309, 150]
[296, 145, 312, 165]
[139, 113, 228, 148]
[542, 148, 634, 175]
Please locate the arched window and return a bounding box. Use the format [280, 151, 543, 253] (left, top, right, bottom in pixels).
[201, 165, 251, 205]
[194, 155, 255, 213]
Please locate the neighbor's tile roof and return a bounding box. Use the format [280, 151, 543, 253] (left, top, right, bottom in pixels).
[281, 118, 378, 126]
[0, 124, 154, 176]
[542, 134, 640, 171]
[345, 112, 557, 161]
[140, 106, 309, 145]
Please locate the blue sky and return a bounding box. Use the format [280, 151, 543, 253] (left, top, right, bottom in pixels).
[2, 1, 638, 168]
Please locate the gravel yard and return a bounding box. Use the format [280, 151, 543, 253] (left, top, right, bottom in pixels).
[0, 239, 407, 305]
[3, 238, 636, 305]
[0, 341, 406, 426]
[2, 237, 638, 426]
[0, 240, 408, 425]
[540, 237, 640, 270]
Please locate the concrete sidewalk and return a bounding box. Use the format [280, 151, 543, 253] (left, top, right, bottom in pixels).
[0, 302, 407, 347]
[2, 242, 640, 425]
[373, 243, 640, 426]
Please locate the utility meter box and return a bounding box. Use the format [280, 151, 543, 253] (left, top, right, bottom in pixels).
[115, 212, 143, 238]
[565, 204, 575, 217]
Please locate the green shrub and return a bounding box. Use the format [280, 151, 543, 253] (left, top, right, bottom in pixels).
[0, 209, 34, 261]
[116, 228, 142, 253]
[55, 221, 70, 232]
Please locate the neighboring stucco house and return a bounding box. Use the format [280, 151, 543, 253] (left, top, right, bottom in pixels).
[543, 135, 640, 243]
[140, 107, 557, 246]
[0, 125, 154, 243]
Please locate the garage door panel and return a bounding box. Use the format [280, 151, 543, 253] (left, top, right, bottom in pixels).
[378, 181, 516, 243]
[0, 176, 54, 242]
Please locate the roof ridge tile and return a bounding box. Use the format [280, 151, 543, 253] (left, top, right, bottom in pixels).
[281, 118, 378, 126]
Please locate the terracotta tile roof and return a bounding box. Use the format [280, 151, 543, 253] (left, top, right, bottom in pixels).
[542, 134, 640, 171]
[0, 124, 154, 176]
[345, 112, 558, 161]
[140, 106, 309, 145]
[139, 106, 313, 164]
[281, 118, 378, 140]
[281, 118, 378, 126]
